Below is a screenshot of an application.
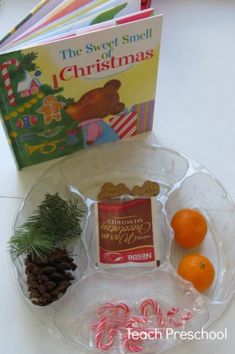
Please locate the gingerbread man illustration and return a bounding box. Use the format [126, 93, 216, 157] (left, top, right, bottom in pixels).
[38, 96, 65, 125]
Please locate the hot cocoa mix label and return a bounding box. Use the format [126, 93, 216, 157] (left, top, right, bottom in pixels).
[95, 198, 159, 266]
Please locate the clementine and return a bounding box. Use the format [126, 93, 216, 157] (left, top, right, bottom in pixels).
[178, 254, 215, 292]
[171, 208, 207, 248]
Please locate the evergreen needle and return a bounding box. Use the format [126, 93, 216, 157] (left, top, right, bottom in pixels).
[9, 193, 86, 260]
[9, 231, 54, 261]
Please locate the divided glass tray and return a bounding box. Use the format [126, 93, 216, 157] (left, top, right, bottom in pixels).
[11, 140, 235, 353]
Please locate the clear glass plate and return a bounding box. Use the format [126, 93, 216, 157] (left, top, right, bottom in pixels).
[11, 140, 235, 353]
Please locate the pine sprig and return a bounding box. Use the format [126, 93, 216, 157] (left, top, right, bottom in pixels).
[38, 193, 85, 242]
[9, 193, 86, 261]
[9, 231, 54, 261]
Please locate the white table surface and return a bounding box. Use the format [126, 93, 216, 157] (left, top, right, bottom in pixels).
[0, 0, 235, 353]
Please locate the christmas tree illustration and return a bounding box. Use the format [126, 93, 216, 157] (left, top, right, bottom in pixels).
[0, 50, 84, 167]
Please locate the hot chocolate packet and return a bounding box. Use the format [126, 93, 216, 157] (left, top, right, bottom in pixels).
[94, 196, 160, 268]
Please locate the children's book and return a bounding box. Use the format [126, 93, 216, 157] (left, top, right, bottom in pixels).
[8, 0, 141, 51]
[0, 0, 162, 169]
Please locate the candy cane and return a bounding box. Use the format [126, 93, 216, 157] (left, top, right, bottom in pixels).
[96, 329, 117, 350]
[123, 315, 149, 353]
[95, 316, 117, 351]
[141, 299, 157, 316]
[122, 333, 144, 353]
[141, 299, 165, 328]
[167, 307, 179, 317]
[115, 303, 130, 314]
[98, 302, 115, 315]
[123, 327, 157, 353]
[125, 316, 148, 329]
[166, 307, 181, 328]
[92, 318, 126, 331]
[97, 302, 130, 331]
[0, 59, 20, 106]
[98, 302, 130, 316]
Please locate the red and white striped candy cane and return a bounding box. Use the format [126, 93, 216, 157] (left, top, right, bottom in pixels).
[123, 326, 157, 353]
[97, 302, 130, 330]
[141, 299, 165, 328]
[115, 303, 130, 315]
[95, 316, 117, 351]
[0, 58, 20, 106]
[167, 307, 181, 328]
[167, 307, 179, 317]
[122, 333, 144, 353]
[98, 302, 130, 316]
[125, 316, 148, 329]
[98, 302, 115, 316]
[123, 315, 149, 352]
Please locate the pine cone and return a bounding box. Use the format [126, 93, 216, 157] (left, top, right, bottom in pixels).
[25, 248, 77, 306]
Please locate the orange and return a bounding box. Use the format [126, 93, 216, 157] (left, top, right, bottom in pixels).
[178, 254, 215, 292]
[171, 208, 207, 248]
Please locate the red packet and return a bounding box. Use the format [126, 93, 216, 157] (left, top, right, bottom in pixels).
[95, 198, 159, 268]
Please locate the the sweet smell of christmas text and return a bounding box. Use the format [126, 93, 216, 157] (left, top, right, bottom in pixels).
[52, 28, 153, 88]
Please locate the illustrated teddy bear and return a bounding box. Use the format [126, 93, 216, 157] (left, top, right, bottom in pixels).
[65, 80, 125, 147]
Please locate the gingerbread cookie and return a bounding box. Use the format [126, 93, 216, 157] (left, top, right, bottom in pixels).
[97, 181, 160, 200]
[131, 181, 160, 197]
[98, 182, 130, 201]
[37, 96, 65, 125]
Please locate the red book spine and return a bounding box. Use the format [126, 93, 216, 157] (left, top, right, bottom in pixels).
[141, 0, 151, 10]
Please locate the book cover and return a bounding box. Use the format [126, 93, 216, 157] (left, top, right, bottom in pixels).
[0, 14, 162, 168]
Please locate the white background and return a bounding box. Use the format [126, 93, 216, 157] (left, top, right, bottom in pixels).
[0, 0, 235, 353]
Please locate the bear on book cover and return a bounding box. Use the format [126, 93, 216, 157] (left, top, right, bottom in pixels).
[65, 79, 125, 147]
